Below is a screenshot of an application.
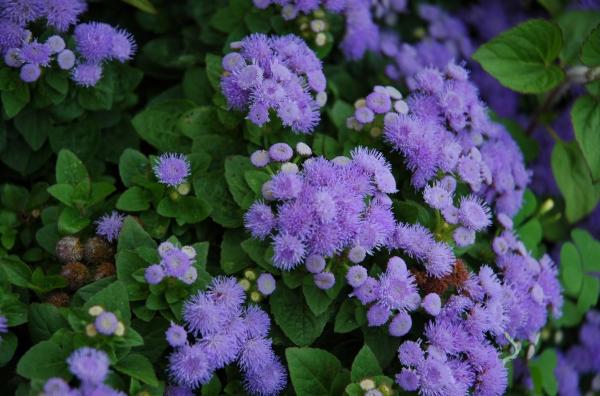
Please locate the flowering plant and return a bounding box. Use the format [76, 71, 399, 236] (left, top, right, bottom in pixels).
[1, 0, 600, 395]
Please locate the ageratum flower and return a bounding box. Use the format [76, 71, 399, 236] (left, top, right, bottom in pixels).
[95, 211, 125, 242]
[67, 347, 110, 384]
[153, 153, 191, 187]
[221, 34, 324, 134]
[168, 277, 287, 395]
[144, 241, 197, 285]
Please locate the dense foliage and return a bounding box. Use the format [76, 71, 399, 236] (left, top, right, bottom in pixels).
[1, 0, 600, 395]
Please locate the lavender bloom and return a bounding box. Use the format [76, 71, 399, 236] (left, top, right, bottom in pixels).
[43, 0, 87, 31]
[43, 378, 71, 396]
[314, 271, 335, 290]
[166, 323, 188, 347]
[245, 202, 275, 240]
[422, 293, 441, 316]
[71, 62, 102, 87]
[250, 150, 270, 168]
[57, 49, 75, 69]
[346, 265, 368, 288]
[19, 63, 41, 82]
[111, 28, 136, 62]
[221, 34, 324, 134]
[0, 20, 25, 55]
[46, 35, 66, 53]
[453, 226, 476, 247]
[20, 41, 52, 65]
[269, 143, 293, 162]
[94, 312, 118, 335]
[153, 153, 191, 187]
[305, 255, 326, 273]
[4, 47, 22, 67]
[95, 211, 125, 242]
[145, 264, 165, 285]
[168, 344, 213, 388]
[389, 310, 412, 336]
[73, 22, 116, 63]
[67, 347, 110, 384]
[257, 273, 276, 295]
[1, 0, 44, 25]
[0, 315, 7, 334]
[458, 195, 491, 231]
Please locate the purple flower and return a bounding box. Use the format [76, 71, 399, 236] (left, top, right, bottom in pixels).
[67, 347, 109, 383]
[161, 249, 192, 278]
[46, 35, 65, 53]
[1, 0, 44, 25]
[453, 226, 476, 247]
[57, 49, 75, 69]
[348, 246, 366, 263]
[0, 315, 7, 334]
[242, 356, 287, 396]
[389, 311, 412, 336]
[94, 312, 118, 335]
[305, 254, 326, 274]
[166, 323, 188, 347]
[0, 20, 25, 55]
[423, 181, 453, 210]
[43, 378, 71, 396]
[346, 265, 368, 288]
[273, 232, 305, 270]
[366, 91, 392, 114]
[111, 28, 136, 62]
[4, 47, 22, 67]
[245, 202, 275, 240]
[269, 143, 293, 162]
[422, 293, 442, 316]
[71, 63, 103, 87]
[367, 303, 391, 326]
[74, 22, 115, 62]
[43, 0, 87, 31]
[168, 344, 213, 388]
[250, 150, 270, 168]
[243, 305, 271, 338]
[257, 273, 276, 296]
[353, 276, 378, 305]
[314, 271, 335, 290]
[458, 195, 491, 231]
[95, 211, 125, 242]
[355, 106, 375, 124]
[398, 340, 424, 367]
[396, 368, 419, 391]
[145, 264, 165, 285]
[183, 293, 224, 337]
[20, 63, 41, 82]
[222, 52, 245, 72]
[153, 153, 191, 187]
[238, 336, 274, 371]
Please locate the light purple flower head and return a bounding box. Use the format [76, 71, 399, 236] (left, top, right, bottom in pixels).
[305, 255, 326, 273]
[422, 293, 442, 316]
[71, 62, 103, 87]
[314, 271, 335, 290]
[245, 202, 275, 240]
[43, 377, 71, 396]
[111, 28, 136, 62]
[269, 143, 293, 162]
[4, 47, 22, 67]
[346, 265, 368, 288]
[250, 150, 270, 168]
[67, 347, 110, 384]
[95, 211, 125, 242]
[453, 226, 475, 247]
[168, 344, 213, 388]
[458, 195, 491, 231]
[153, 153, 191, 187]
[145, 264, 165, 285]
[57, 49, 75, 70]
[43, 0, 87, 31]
[166, 322, 188, 347]
[94, 311, 119, 335]
[1, 0, 44, 25]
[74, 22, 115, 62]
[257, 273, 276, 296]
[389, 310, 412, 336]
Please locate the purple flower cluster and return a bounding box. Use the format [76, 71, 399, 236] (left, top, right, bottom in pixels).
[221, 34, 325, 134]
[144, 242, 198, 285]
[381, 4, 472, 85]
[95, 211, 125, 242]
[555, 310, 600, 395]
[87, 305, 125, 337]
[153, 153, 191, 187]
[376, 62, 528, 217]
[244, 145, 397, 287]
[43, 347, 125, 396]
[251, 0, 379, 60]
[168, 276, 286, 395]
[1, 0, 135, 86]
[349, 257, 421, 336]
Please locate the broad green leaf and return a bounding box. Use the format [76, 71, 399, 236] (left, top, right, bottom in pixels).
[560, 242, 583, 298]
[220, 229, 252, 274]
[551, 142, 600, 223]
[270, 286, 329, 346]
[286, 347, 342, 396]
[225, 155, 256, 210]
[577, 276, 600, 313]
[114, 353, 159, 387]
[156, 195, 211, 224]
[351, 345, 382, 382]
[119, 149, 149, 188]
[529, 348, 558, 396]
[0, 332, 17, 367]
[581, 24, 600, 66]
[334, 299, 361, 334]
[557, 11, 600, 65]
[84, 280, 131, 325]
[571, 95, 600, 181]
[117, 186, 151, 211]
[118, 217, 156, 252]
[56, 149, 89, 186]
[472, 19, 564, 93]
[28, 303, 69, 343]
[57, 207, 90, 235]
[16, 341, 69, 380]
[302, 276, 334, 316]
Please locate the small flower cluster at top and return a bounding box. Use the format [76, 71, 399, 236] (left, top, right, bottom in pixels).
[85, 305, 125, 337]
[95, 211, 125, 243]
[555, 310, 600, 396]
[167, 276, 286, 396]
[145, 241, 198, 285]
[244, 142, 397, 290]
[42, 347, 124, 396]
[252, 0, 379, 61]
[380, 3, 472, 84]
[221, 33, 326, 134]
[238, 268, 277, 303]
[349, 61, 528, 218]
[0, 0, 136, 86]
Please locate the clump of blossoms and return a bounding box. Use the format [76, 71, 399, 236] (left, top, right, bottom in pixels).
[144, 241, 198, 285]
[85, 305, 125, 337]
[42, 347, 124, 396]
[238, 268, 277, 303]
[153, 153, 191, 188]
[380, 3, 472, 85]
[167, 276, 286, 395]
[252, 0, 379, 60]
[0, 0, 135, 86]
[244, 143, 397, 289]
[349, 61, 528, 217]
[220, 33, 326, 134]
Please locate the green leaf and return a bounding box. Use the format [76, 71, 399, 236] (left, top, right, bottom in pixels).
[56, 149, 89, 186]
[120, 0, 157, 14]
[529, 348, 558, 396]
[334, 299, 361, 334]
[28, 303, 69, 343]
[84, 280, 131, 325]
[572, 95, 600, 181]
[363, 327, 402, 368]
[220, 229, 251, 274]
[558, 11, 600, 65]
[132, 100, 195, 152]
[516, 219, 542, 252]
[286, 347, 342, 396]
[118, 217, 156, 253]
[270, 286, 330, 346]
[114, 353, 159, 387]
[14, 109, 52, 150]
[0, 332, 17, 367]
[560, 242, 584, 298]
[1, 82, 29, 118]
[351, 345, 382, 382]
[571, 229, 600, 272]
[156, 196, 212, 224]
[58, 207, 90, 235]
[16, 341, 69, 380]
[0, 255, 32, 288]
[117, 186, 151, 211]
[205, 54, 223, 91]
[472, 19, 564, 93]
[551, 141, 600, 223]
[119, 149, 149, 188]
[303, 276, 334, 316]
[47, 184, 74, 207]
[581, 24, 600, 66]
[225, 155, 256, 210]
[577, 276, 600, 313]
[202, 375, 222, 396]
